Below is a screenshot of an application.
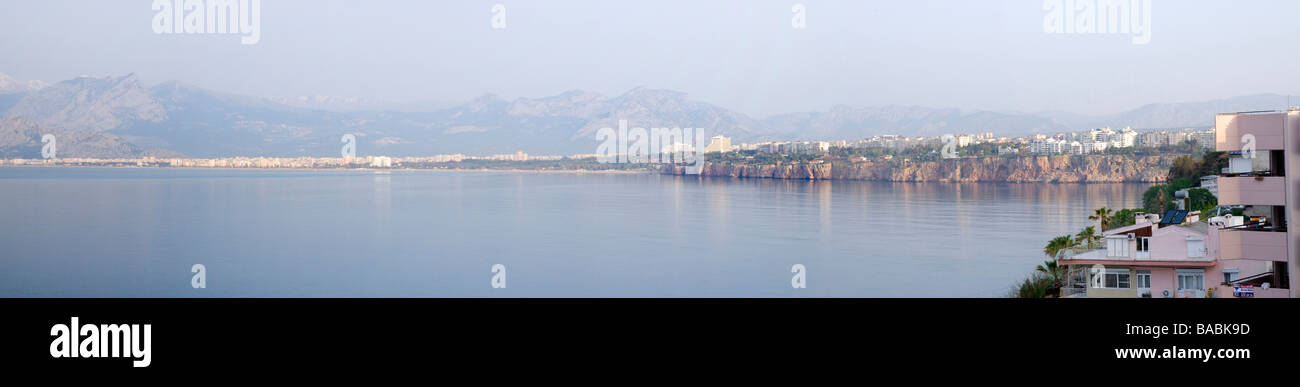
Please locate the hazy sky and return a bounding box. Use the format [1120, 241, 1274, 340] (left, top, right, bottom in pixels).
[2, 0, 1298, 117]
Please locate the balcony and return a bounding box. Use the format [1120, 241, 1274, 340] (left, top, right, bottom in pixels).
[1215, 112, 1286, 152]
[1218, 228, 1288, 262]
[1058, 246, 1214, 266]
[1216, 176, 1285, 206]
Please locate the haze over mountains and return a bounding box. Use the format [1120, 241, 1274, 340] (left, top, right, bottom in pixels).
[0, 72, 1293, 158]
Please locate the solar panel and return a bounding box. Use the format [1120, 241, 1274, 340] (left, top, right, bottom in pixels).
[1160, 210, 1187, 225]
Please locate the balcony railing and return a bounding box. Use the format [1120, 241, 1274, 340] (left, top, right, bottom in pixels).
[1055, 243, 1103, 260]
[1218, 169, 1278, 178]
[1060, 265, 1090, 298]
[1216, 112, 1286, 152]
[1219, 227, 1288, 262]
[1222, 221, 1286, 233]
[1217, 176, 1285, 206]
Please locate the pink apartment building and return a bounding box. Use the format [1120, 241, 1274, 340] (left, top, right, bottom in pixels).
[1058, 109, 1297, 298]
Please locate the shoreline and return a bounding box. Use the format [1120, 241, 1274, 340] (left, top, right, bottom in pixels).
[1, 164, 1160, 183]
[672, 174, 1160, 184]
[0, 164, 655, 175]
[662, 155, 1179, 184]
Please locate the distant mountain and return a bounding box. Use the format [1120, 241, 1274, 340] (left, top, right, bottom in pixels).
[0, 72, 1293, 158]
[1062, 93, 1294, 130]
[0, 73, 47, 94]
[0, 117, 144, 159]
[570, 87, 766, 141]
[263, 95, 454, 112]
[1, 76, 774, 157]
[6, 74, 165, 133]
[0, 73, 49, 116]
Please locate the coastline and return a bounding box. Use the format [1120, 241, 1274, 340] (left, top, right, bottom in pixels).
[1, 152, 1189, 182]
[662, 155, 1179, 183]
[0, 164, 1166, 182]
[0, 164, 655, 175]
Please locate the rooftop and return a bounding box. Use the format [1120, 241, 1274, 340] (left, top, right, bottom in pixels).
[1173, 222, 1209, 235]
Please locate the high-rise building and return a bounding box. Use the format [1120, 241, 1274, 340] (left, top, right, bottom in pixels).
[1214, 110, 1297, 297]
[703, 135, 733, 153]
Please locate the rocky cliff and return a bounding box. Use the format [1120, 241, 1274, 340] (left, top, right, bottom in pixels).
[662, 155, 1178, 183]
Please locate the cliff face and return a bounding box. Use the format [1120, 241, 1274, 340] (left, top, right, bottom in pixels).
[662, 155, 1176, 183]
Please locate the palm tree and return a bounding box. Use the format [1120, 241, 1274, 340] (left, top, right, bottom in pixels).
[1074, 226, 1100, 248]
[1043, 235, 1076, 259]
[1036, 259, 1064, 289]
[1089, 207, 1114, 231]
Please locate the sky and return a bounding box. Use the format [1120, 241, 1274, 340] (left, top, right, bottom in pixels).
[1, 0, 1298, 117]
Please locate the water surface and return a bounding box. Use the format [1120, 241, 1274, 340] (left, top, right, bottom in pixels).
[0, 167, 1146, 297]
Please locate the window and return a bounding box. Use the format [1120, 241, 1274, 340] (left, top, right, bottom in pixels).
[1101, 269, 1131, 289]
[1222, 270, 1239, 284]
[1135, 236, 1151, 259]
[1187, 237, 1206, 258]
[1136, 270, 1151, 288]
[1177, 269, 1205, 290]
[1136, 270, 1152, 297]
[1106, 237, 1129, 258]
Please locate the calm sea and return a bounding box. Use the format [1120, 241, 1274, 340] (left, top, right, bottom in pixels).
[0, 167, 1146, 297]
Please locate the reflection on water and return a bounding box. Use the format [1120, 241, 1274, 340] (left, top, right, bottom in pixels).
[0, 167, 1146, 297]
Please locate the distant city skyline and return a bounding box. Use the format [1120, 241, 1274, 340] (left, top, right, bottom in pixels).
[2, 1, 1299, 117]
[4, 125, 1215, 164]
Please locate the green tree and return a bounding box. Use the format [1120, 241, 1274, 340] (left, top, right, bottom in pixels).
[1111, 208, 1142, 229]
[1186, 188, 1217, 214]
[1142, 178, 1217, 215]
[1043, 235, 1077, 259]
[1074, 226, 1100, 248]
[1196, 150, 1228, 179]
[1036, 259, 1064, 289]
[1169, 155, 1200, 181]
[1011, 274, 1055, 298]
[1089, 207, 1114, 231]
[1143, 178, 1194, 214]
[1143, 185, 1167, 214]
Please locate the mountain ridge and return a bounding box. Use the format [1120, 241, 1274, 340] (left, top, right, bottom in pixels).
[0, 72, 1291, 158]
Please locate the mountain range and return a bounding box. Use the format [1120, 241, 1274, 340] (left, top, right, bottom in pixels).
[0, 72, 1292, 158]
